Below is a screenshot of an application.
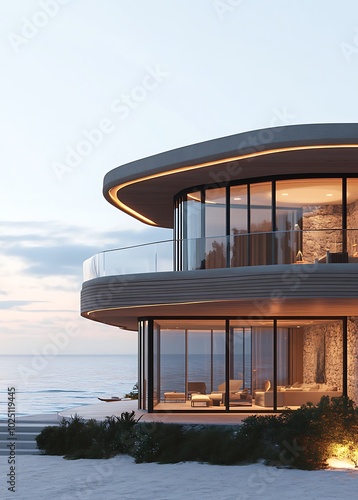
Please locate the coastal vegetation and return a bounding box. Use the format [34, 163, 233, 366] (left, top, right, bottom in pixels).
[124, 383, 138, 400]
[36, 396, 358, 469]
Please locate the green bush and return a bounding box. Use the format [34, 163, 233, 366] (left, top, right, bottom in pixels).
[125, 383, 138, 400]
[97, 411, 141, 456]
[36, 415, 97, 457]
[131, 422, 241, 464]
[36, 411, 140, 459]
[283, 395, 358, 469]
[35, 422, 69, 456]
[36, 397, 358, 468]
[236, 396, 358, 469]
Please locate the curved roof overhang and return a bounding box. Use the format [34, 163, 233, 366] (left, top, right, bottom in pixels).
[103, 123, 358, 228]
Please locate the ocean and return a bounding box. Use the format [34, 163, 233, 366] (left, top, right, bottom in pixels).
[0, 355, 137, 419]
[0, 353, 257, 419]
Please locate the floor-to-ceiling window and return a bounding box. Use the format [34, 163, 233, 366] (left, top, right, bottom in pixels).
[347, 178, 358, 259]
[185, 191, 203, 270]
[230, 185, 248, 267]
[250, 182, 273, 265]
[227, 323, 253, 409]
[151, 319, 226, 408]
[276, 179, 343, 263]
[175, 176, 358, 270]
[205, 188, 227, 269]
[140, 317, 346, 412]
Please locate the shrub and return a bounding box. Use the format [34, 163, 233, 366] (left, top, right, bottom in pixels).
[35, 422, 69, 456]
[131, 422, 180, 463]
[131, 422, 241, 464]
[125, 383, 138, 400]
[253, 396, 358, 469]
[98, 411, 141, 456]
[36, 397, 358, 468]
[36, 411, 141, 459]
[36, 415, 97, 458]
[234, 414, 280, 464]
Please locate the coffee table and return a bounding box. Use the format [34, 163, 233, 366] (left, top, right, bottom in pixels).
[209, 393, 223, 406]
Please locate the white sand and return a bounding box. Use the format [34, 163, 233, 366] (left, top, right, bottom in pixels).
[1, 453, 358, 500]
[1, 407, 357, 499]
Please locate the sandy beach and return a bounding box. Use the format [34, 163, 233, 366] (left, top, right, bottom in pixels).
[1, 453, 358, 500]
[1, 403, 358, 500]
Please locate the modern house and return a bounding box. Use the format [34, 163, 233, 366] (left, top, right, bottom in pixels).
[81, 123, 358, 413]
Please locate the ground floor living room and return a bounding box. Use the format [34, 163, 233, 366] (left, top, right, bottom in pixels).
[138, 316, 358, 413]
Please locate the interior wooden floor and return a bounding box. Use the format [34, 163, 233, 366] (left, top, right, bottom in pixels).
[154, 401, 298, 411]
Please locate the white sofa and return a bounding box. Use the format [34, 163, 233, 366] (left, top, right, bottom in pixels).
[255, 383, 342, 407]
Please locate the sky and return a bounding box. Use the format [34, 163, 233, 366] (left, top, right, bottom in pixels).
[1, 0, 358, 355]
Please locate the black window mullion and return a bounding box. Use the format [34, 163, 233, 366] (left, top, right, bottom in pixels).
[147, 320, 154, 413]
[342, 177, 347, 254]
[226, 186, 230, 267]
[225, 319, 230, 411]
[247, 184, 251, 266]
[201, 191, 205, 269]
[273, 319, 277, 411]
[211, 329, 214, 393]
[272, 181, 276, 265]
[343, 317, 348, 397]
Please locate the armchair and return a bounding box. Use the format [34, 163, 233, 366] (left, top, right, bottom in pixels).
[218, 380, 249, 405]
[217, 379, 243, 393]
[187, 381, 206, 398]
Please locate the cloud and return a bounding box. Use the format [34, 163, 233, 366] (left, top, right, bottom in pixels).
[0, 221, 171, 278]
[23, 308, 78, 313]
[6, 244, 100, 277]
[0, 300, 43, 310]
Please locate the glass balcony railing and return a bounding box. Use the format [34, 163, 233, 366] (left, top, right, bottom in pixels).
[83, 229, 358, 281]
[83, 239, 174, 281]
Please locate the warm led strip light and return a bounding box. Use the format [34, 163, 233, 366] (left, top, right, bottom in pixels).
[108, 144, 358, 225]
[85, 298, 226, 316]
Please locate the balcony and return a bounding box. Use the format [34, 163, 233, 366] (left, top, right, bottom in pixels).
[83, 229, 358, 282]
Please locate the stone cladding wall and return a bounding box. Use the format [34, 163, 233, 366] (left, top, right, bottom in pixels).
[302, 319, 358, 403]
[302, 321, 343, 387]
[301, 204, 342, 262]
[348, 317, 358, 403]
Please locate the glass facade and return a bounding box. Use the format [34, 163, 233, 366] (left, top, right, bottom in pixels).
[139, 318, 346, 413]
[174, 177, 358, 270]
[138, 176, 353, 412]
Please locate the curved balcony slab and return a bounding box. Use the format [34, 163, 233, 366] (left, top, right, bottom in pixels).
[103, 123, 358, 227]
[81, 263, 358, 330]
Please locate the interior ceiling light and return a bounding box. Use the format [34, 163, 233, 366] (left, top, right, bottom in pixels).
[234, 197, 242, 200]
[187, 194, 201, 201]
[326, 193, 333, 196]
[108, 143, 358, 225]
[281, 193, 289, 196]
